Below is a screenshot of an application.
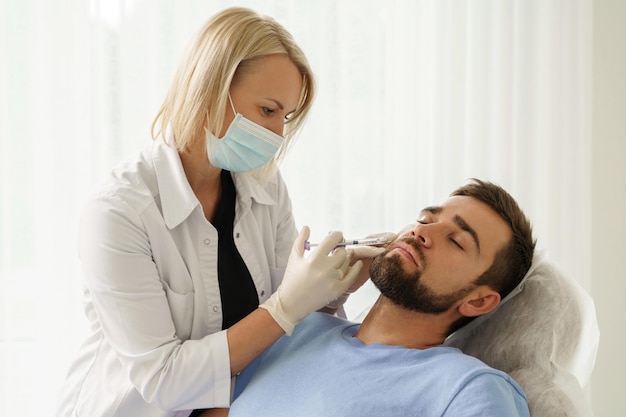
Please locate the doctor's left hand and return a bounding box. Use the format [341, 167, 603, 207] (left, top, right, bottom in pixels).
[324, 231, 397, 310]
[346, 231, 397, 292]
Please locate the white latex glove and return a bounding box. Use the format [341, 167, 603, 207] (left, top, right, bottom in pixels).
[348, 232, 398, 260]
[261, 226, 363, 335]
[327, 231, 398, 309]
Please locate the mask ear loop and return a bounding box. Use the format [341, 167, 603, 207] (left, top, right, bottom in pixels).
[209, 95, 238, 140]
[228, 94, 238, 116]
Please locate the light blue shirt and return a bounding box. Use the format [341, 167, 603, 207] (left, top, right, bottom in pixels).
[232, 313, 530, 417]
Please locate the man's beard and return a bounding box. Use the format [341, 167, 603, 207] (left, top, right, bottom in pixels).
[369, 243, 475, 314]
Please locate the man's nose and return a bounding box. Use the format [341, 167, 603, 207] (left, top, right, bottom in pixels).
[412, 223, 432, 248]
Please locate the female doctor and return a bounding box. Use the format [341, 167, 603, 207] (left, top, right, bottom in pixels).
[55, 7, 376, 417]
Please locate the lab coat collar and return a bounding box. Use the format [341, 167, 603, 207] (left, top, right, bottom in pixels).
[231, 170, 277, 209]
[152, 135, 200, 229]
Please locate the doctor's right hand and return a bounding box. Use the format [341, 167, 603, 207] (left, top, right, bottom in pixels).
[260, 226, 363, 335]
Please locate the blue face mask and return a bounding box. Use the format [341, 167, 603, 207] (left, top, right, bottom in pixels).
[206, 97, 284, 172]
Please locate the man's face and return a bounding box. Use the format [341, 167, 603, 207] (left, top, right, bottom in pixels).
[370, 195, 511, 314]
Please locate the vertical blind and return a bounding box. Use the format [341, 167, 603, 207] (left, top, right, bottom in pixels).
[0, 0, 591, 415]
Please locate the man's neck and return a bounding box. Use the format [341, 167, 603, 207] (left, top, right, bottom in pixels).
[354, 297, 451, 350]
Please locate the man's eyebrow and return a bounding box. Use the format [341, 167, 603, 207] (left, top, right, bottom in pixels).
[421, 206, 442, 215]
[453, 215, 481, 254]
[420, 206, 480, 253]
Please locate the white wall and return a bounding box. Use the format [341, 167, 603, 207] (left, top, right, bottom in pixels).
[590, 0, 626, 415]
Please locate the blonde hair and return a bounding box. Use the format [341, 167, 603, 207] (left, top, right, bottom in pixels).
[151, 7, 316, 180]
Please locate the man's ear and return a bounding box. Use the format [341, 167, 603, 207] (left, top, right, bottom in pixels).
[458, 287, 501, 317]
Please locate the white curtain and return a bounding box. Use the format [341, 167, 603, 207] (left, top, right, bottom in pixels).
[0, 0, 591, 415]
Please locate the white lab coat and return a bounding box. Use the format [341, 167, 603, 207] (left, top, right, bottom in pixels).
[55, 136, 298, 417]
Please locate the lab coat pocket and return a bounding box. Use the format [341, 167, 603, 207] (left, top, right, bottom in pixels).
[161, 280, 194, 341]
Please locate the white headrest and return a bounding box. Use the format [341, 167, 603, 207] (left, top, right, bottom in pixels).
[445, 250, 599, 417]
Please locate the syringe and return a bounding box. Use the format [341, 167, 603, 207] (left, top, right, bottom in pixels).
[304, 236, 390, 251]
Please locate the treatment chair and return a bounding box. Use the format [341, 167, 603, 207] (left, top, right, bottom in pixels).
[444, 250, 599, 417]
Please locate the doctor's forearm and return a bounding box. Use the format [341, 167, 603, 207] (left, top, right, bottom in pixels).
[226, 307, 284, 377]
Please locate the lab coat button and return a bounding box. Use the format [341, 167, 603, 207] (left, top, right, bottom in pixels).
[212, 306, 218, 312]
[236, 232, 240, 239]
[260, 290, 265, 297]
[203, 238, 211, 245]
